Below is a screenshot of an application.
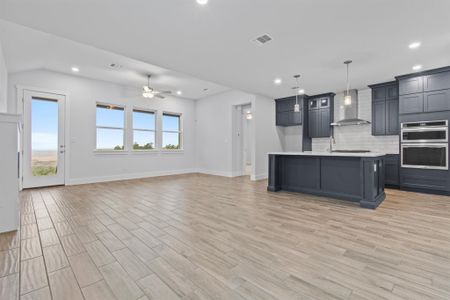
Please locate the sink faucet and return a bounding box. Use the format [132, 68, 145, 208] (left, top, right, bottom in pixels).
[329, 127, 335, 153]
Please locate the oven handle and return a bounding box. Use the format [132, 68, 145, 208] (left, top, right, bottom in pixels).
[401, 143, 448, 147]
[401, 127, 448, 132]
[401, 120, 448, 128]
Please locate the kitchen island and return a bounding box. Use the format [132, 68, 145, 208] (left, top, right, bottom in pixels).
[268, 152, 386, 209]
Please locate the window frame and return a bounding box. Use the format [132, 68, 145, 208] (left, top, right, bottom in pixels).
[162, 111, 183, 151]
[95, 102, 126, 152]
[132, 107, 157, 152]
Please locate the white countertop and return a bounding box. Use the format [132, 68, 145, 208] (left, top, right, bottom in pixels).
[268, 151, 386, 158]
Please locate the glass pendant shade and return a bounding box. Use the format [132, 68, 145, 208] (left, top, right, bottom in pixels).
[344, 95, 352, 105]
[343, 60, 352, 106]
[292, 75, 302, 112]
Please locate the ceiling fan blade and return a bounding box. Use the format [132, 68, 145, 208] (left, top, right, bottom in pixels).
[155, 94, 165, 99]
[160, 91, 172, 94]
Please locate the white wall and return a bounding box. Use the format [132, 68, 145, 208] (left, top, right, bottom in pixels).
[312, 88, 399, 154]
[279, 126, 302, 152]
[195, 91, 282, 180]
[0, 40, 7, 112]
[8, 70, 283, 184]
[195, 90, 255, 177]
[252, 94, 283, 180]
[8, 69, 197, 184]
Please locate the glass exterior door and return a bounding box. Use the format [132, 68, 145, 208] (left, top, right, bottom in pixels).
[23, 90, 65, 188]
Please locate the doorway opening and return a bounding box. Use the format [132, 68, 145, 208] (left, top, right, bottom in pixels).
[242, 105, 253, 176]
[232, 103, 254, 178]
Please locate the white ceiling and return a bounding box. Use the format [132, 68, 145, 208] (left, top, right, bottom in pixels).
[0, 0, 450, 99]
[0, 20, 229, 99]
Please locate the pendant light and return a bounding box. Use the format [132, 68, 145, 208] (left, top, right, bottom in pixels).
[344, 60, 352, 106]
[293, 74, 301, 112]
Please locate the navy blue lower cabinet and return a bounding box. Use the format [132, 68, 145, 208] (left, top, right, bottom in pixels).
[385, 154, 400, 187]
[267, 153, 386, 209]
[400, 168, 450, 195]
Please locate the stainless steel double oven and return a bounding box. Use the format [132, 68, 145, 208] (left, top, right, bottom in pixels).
[401, 120, 448, 170]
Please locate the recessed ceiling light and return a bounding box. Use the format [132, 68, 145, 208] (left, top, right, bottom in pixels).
[197, 0, 208, 5]
[71, 66, 80, 73]
[412, 64, 422, 71]
[176, 91, 182, 95]
[274, 78, 282, 85]
[409, 42, 421, 49]
[298, 89, 305, 95]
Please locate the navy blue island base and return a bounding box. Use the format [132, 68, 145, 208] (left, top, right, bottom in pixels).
[267, 152, 386, 209]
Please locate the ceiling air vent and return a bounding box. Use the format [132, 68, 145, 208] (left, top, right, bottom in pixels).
[254, 34, 273, 45]
[109, 63, 122, 69]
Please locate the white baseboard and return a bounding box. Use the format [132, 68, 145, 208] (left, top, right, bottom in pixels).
[67, 168, 262, 186]
[67, 169, 197, 185]
[251, 173, 268, 181]
[195, 169, 234, 178]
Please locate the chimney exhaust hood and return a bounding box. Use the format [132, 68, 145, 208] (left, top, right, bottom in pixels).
[330, 89, 371, 126]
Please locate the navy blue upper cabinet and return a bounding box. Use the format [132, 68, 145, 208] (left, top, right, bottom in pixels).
[386, 85, 398, 99]
[275, 96, 302, 127]
[424, 89, 450, 112]
[369, 81, 399, 136]
[307, 93, 335, 138]
[276, 98, 293, 112]
[289, 111, 302, 125]
[308, 99, 319, 110]
[386, 99, 400, 135]
[308, 109, 319, 137]
[399, 77, 423, 95]
[372, 101, 386, 135]
[399, 94, 424, 114]
[396, 68, 450, 114]
[424, 72, 450, 92]
[372, 87, 386, 102]
[318, 109, 331, 137]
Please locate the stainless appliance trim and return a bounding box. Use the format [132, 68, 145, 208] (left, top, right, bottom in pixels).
[401, 143, 448, 170]
[401, 120, 448, 128]
[401, 120, 448, 143]
[401, 126, 448, 143]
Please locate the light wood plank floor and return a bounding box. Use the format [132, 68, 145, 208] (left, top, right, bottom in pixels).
[1, 174, 450, 300]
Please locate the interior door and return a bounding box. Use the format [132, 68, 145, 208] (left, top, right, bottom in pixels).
[23, 90, 66, 188]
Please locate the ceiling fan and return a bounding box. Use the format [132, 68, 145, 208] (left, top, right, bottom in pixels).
[142, 74, 171, 99]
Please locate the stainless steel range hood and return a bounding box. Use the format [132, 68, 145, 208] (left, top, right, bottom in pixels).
[331, 89, 370, 126]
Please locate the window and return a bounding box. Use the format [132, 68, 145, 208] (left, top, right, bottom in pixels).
[133, 109, 156, 150]
[96, 104, 125, 150]
[162, 113, 182, 150]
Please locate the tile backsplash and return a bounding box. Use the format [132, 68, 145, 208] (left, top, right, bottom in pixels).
[312, 88, 400, 154]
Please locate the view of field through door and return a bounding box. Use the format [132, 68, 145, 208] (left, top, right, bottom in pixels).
[23, 90, 66, 188]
